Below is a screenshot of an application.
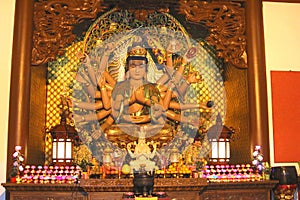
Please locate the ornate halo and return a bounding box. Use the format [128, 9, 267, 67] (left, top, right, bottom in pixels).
[72, 9, 226, 169]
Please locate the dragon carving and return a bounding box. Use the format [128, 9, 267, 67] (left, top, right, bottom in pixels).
[32, 0, 247, 68]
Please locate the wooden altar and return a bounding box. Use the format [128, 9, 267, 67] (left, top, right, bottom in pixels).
[2, 179, 278, 200]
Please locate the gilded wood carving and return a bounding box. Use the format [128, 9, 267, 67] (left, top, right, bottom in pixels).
[32, 0, 107, 65]
[32, 0, 247, 69]
[178, 0, 247, 68]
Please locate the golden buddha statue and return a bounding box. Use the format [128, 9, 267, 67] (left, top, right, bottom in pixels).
[73, 36, 213, 153]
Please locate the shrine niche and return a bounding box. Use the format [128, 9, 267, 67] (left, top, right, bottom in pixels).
[5, 0, 273, 198]
[28, 0, 251, 170]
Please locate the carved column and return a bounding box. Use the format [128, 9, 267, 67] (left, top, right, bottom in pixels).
[245, 0, 270, 161]
[6, 0, 34, 179]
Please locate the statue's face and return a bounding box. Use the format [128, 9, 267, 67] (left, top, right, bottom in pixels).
[128, 59, 147, 80]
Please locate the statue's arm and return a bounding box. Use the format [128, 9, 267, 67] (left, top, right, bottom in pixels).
[98, 76, 111, 110]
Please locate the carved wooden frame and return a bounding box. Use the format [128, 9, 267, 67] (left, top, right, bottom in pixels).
[31, 0, 247, 69]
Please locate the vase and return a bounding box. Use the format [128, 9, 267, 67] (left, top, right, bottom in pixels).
[81, 172, 89, 179]
[265, 173, 270, 180]
[271, 166, 298, 185]
[10, 177, 16, 183]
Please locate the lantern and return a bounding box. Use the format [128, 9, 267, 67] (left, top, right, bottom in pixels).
[207, 113, 234, 165]
[50, 117, 78, 166]
[50, 95, 79, 166]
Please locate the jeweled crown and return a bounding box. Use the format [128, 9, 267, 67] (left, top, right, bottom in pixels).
[127, 46, 147, 58]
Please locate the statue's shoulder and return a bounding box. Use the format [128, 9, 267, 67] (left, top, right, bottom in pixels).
[113, 80, 129, 91]
[111, 80, 130, 99]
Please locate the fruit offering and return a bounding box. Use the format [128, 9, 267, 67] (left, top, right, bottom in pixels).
[121, 164, 131, 175]
[102, 165, 119, 178]
[156, 163, 192, 178]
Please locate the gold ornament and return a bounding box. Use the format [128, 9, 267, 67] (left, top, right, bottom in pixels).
[127, 46, 147, 58]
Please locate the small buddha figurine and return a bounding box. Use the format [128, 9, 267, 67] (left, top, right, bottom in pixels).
[90, 157, 100, 176]
[183, 138, 203, 165]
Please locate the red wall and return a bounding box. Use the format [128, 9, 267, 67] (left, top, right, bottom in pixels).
[271, 71, 300, 163]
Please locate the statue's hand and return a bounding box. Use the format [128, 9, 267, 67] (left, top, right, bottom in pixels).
[81, 53, 91, 65]
[98, 76, 106, 87]
[167, 39, 183, 53]
[76, 50, 87, 62]
[73, 114, 85, 123]
[151, 103, 165, 124]
[187, 71, 201, 84]
[105, 42, 117, 54]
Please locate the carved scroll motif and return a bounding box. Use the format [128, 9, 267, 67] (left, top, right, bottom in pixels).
[32, 0, 107, 65]
[104, 0, 176, 10]
[178, 0, 247, 69]
[32, 0, 247, 69]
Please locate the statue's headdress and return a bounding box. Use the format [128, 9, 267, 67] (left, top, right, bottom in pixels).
[127, 45, 147, 58]
[125, 45, 148, 72]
